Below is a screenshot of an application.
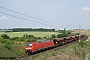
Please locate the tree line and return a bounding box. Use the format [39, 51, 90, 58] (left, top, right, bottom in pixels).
[0, 28, 55, 32]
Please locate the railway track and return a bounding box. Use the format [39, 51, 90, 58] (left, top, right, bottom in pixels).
[11, 35, 88, 60]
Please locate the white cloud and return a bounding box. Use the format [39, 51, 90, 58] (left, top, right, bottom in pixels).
[83, 7, 90, 11]
[0, 16, 9, 20]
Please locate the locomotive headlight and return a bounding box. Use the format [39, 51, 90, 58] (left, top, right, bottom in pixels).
[28, 48, 32, 49]
[26, 48, 32, 49]
[26, 48, 28, 49]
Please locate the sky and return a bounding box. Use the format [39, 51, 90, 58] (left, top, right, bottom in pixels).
[0, 0, 90, 30]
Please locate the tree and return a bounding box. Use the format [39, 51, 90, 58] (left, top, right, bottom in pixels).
[51, 34, 56, 39]
[1, 34, 10, 39]
[19, 37, 25, 41]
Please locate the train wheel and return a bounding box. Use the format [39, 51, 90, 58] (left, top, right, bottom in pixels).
[40, 49, 43, 52]
[28, 52, 31, 55]
[37, 50, 40, 53]
[34, 51, 37, 54]
[48, 47, 50, 50]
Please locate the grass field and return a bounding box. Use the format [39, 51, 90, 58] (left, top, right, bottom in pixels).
[0, 32, 59, 37]
[73, 30, 90, 35]
[0, 43, 26, 57]
[0, 30, 89, 38]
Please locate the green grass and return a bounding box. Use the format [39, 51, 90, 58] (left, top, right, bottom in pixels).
[0, 32, 58, 37]
[0, 43, 26, 57]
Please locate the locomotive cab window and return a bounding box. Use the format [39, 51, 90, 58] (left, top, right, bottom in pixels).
[34, 44, 36, 46]
[26, 43, 32, 46]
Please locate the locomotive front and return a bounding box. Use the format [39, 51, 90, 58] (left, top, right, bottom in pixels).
[25, 42, 33, 55]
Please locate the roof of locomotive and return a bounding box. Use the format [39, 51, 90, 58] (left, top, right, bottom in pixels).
[41, 40, 51, 42]
[53, 38, 64, 41]
[26, 40, 51, 44]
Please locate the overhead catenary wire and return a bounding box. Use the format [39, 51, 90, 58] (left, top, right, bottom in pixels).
[0, 12, 64, 28]
[0, 6, 64, 27]
[0, 6, 78, 29]
[0, 6, 77, 28]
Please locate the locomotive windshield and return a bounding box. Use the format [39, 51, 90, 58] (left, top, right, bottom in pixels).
[26, 43, 32, 46]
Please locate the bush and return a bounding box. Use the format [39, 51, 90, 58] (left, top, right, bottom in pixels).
[57, 33, 69, 38]
[78, 42, 87, 48]
[24, 38, 37, 42]
[19, 37, 25, 41]
[50, 34, 56, 39]
[37, 37, 42, 39]
[24, 38, 31, 42]
[0, 37, 4, 44]
[10, 37, 19, 41]
[85, 53, 90, 60]
[1, 34, 10, 39]
[4, 40, 12, 49]
[75, 33, 80, 35]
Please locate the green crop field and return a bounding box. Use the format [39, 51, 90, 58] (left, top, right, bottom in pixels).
[0, 30, 89, 38]
[0, 32, 59, 37]
[73, 30, 90, 36]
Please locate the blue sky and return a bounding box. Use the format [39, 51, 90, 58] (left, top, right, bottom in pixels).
[0, 0, 90, 29]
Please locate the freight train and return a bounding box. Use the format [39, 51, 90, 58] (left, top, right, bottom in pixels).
[25, 34, 85, 55]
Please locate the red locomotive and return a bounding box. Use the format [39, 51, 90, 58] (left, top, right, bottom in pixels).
[25, 40, 54, 55]
[25, 34, 86, 55]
